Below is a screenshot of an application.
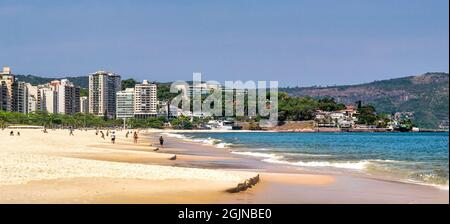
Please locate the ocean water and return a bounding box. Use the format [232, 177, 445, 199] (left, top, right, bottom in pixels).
[167, 132, 449, 189]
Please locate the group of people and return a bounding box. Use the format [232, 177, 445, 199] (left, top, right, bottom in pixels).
[92, 129, 165, 147]
[125, 131, 140, 144]
[6, 126, 165, 149]
[9, 131, 20, 136]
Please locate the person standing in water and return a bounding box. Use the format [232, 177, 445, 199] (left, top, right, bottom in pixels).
[133, 131, 138, 144]
[159, 136, 164, 148]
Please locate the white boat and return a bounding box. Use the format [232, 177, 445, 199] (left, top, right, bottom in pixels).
[206, 120, 234, 130]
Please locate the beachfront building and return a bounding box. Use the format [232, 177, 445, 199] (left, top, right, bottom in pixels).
[0, 66, 11, 75]
[26, 83, 39, 114]
[50, 79, 80, 115]
[159, 101, 183, 118]
[12, 81, 28, 114]
[80, 96, 88, 114]
[116, 88, 135, 119]
[88, 71, 121, 118]
[0, 67, 14, 112]
[133, 80, 157, 119]
[315, 104, 359, 128]
[38, 86, 58, 114]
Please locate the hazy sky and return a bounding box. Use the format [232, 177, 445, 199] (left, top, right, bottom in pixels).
[0, 0, 448, 86]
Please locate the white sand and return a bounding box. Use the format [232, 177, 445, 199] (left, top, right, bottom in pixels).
[0, 129, 254, 186]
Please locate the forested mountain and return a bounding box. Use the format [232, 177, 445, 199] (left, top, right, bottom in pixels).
[280, 73, 449, 128]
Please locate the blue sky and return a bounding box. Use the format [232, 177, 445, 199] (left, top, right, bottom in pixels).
[0, 0, 448, 86]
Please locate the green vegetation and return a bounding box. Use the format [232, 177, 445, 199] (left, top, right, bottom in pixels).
[0, 110, 168, 129]
[170, 116, 193, 129]
[375, 113, 392, 128]
[280, 72, 449, 128]
[0, 111, 122, 128]
[356, 105, 377, 125]
[127, 117, 166, 129]
[15, 75, 88, 88]
[157, 83, 179, 102]
[398, 118, 415, 131]
[80, 88, 88, 97]
[121, 78, 138, 90]
[278, 93, 344, 121]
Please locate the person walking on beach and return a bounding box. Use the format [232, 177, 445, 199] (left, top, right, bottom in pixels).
[126, 131, 129, 138]
[159, 136, 164, 148]
[100, 131, 105, 139]
[17, 132, 20, 136]
[69, 128, 74, 136]
[133, 131, 138, 144]
[111, 131, 116, 144]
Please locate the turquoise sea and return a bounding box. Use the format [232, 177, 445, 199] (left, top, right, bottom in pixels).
[169, 132, 449, 189]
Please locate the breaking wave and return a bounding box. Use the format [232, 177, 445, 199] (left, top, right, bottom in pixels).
[163, 132, 233, 148]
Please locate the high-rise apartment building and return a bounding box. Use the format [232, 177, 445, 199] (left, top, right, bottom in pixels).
[88, 71, 121, 118]
[0, 67, 14, 112]
[116, 88, 135, 119]
[1, 67, 81, 115]
[50, 79, 80, 115]
[38, 86, 58, 114]
[13, 81, 28, 114]
[80, 96, 88, 114]
[26, 84, 39, 114]
[134, 80, 157, 119]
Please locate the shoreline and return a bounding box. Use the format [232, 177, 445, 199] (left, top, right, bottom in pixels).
[0, 128, 448, 203]
[147, 130, 449, 201]
[161, 130, 449, 191]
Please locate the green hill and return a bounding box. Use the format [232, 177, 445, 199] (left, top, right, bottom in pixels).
[15, 74, 89, 88]
[280, 73, 449, 129]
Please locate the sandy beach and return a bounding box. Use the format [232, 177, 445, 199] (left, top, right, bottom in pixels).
[0, 128, 448, 204]
[0, 128, 257, 203]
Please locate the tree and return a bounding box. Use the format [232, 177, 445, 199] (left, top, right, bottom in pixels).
[356, 105, 377, 125]
[121, 79, 138, 90]
[318, 97, 344, 111]
[170, 116, 192, 129]
[376, 113, 391, 128]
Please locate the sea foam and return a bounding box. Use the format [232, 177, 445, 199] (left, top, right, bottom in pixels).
[232, 150, 368, 170]
[163, 133, 232, 148]
[262, 157, 370, 170]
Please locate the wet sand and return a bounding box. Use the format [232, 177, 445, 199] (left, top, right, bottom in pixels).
[144, 131, 449, 204]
